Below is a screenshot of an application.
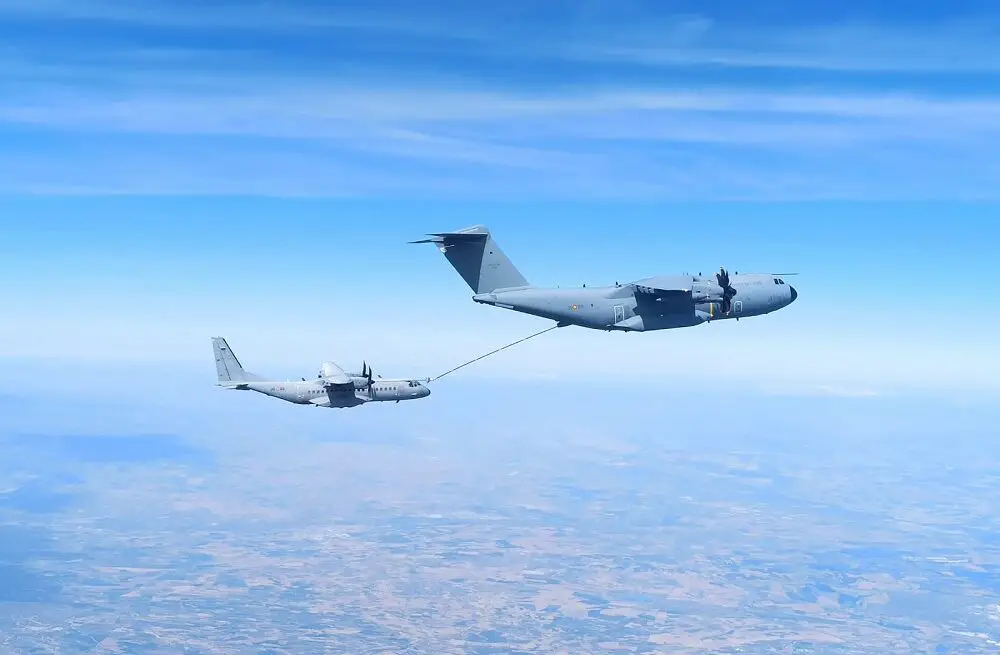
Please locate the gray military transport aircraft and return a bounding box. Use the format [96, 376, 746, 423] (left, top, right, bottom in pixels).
[412, 225, 797, 332]
[212, 337, 430, 408]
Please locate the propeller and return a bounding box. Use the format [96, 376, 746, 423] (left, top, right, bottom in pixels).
[716, 266, 737, 314]
[362, 361, 374, 398]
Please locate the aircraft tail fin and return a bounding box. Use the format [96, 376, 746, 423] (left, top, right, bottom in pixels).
[409, 224, 530, 294]
[212, 337, 265, 386]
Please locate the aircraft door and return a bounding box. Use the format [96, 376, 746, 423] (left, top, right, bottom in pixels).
[734, 300, 743, 314]
[614, 304, 625, 323]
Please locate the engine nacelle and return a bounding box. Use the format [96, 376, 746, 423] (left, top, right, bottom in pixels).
[691, 291, 723, 304]
[690, 281, 726, 304]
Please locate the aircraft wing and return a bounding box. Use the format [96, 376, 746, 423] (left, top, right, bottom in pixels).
[632, 284, 695, 315]
[308, 388, 370, 407]
[318, 361, 354, 388]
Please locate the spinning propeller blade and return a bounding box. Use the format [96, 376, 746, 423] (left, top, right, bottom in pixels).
[362, 361, 374, 397]
[716, 266, 737, 314]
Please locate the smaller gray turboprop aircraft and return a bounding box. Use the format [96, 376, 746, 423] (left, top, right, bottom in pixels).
[411, 225, 797, 332]
[212, 337, 430, 409]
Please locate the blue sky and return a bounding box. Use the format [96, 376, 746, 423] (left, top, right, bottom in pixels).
[0, 0, 998, 398]
[1, 0, 999, 199]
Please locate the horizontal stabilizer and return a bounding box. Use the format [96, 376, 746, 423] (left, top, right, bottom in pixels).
[408, 225, 489, 245]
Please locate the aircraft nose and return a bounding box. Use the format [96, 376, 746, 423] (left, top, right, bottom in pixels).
[789, 286, 798, 304]
[420, 386, 431, 398]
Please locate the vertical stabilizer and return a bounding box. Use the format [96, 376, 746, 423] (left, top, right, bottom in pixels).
[212, 337, 265, 384]
[409, 224, 530, 294]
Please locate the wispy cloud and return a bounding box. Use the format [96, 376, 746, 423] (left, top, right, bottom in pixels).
[6, 81, 999, 138]
[1, 75, 997, 197]
[5, 2, 999, 73]
[1, 1, 998, 199]
[0, 0, 487, 38]
[556, 18, 1000, 73]
[761, 384, 882, 399]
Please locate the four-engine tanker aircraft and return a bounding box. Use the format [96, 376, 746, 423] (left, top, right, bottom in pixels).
[212, 337, 430, 409]
[411, 225, 797, 332]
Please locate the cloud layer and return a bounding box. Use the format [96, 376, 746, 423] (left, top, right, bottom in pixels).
[0, 1, 998, 198]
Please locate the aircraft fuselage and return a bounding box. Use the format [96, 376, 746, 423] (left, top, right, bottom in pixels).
[233, 377, 430, 407]
[473, 273, 797, 331]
